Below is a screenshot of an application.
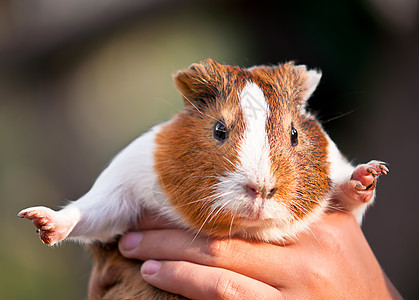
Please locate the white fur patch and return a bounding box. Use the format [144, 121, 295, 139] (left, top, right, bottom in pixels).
[65, 123, 182, 243]
[326, 136, 354, 184]
[213, 82, 276, 218]
[238, 82, 273, 186]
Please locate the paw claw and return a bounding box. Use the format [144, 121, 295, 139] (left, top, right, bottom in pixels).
[367, 168, 378, 176]
[379, 165, 389, 175]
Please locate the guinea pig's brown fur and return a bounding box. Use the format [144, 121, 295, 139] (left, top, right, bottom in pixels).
[90, 242, 187, 300]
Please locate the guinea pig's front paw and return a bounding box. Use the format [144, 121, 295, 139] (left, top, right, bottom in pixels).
[341, 160, 389, 204]
[18, 206, 72, 246]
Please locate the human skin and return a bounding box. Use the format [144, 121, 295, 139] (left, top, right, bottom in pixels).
[89, 212, 402, 299]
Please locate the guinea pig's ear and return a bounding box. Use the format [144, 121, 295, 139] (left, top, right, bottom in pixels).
[296, 65, 322, 103]
[303, 69, 322, 101]
[173, 59, 223, 108]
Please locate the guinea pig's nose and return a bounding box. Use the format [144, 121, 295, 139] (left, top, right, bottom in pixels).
[266, 187, 277, 198]
[245, 184, 277, 199]
[245, 184, 260, 199]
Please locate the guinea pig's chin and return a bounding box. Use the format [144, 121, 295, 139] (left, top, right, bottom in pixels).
[235, 213, 271, 224]
[233, 210, 283, 229]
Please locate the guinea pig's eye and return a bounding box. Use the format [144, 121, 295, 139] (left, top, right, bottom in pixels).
[214, 121, 228, 143]
[290, 125, 298, 146]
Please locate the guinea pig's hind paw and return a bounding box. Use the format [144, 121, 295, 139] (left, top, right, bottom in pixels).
[18, 206, 69, 246]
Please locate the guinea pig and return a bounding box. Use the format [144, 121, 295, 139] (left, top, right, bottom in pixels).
[18, 59, 388, 299]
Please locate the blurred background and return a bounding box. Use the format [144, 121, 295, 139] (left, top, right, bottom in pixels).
[1, 0, 418, 299]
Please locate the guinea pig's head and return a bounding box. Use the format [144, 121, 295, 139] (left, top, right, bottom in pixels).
[154, 59, 331, 241]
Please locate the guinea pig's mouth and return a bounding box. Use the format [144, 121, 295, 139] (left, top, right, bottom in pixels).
[210, 179, 284, 223]
[244, 201, 265, 220]
[234, 197, 274, 222]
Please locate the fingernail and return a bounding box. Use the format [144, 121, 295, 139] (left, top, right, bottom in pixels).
[141, 260, 161, 276]
[120, 232, 143, 251]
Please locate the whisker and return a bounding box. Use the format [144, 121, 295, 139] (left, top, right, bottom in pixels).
[207, 198, 233, 224]
[322, 108, 359, 124]
[228, 212, 236, 239]
[189, 190, 238, 242]
[191, 203, 219, 244]
[221, 156, 236, 169]
[173, 194, 215, 209]
[295, 191, 348, 214]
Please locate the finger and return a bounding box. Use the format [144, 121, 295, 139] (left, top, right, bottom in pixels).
[140, 260, 282, 300]
[119, 229, 299, 286]
[122, 213, 360, 287]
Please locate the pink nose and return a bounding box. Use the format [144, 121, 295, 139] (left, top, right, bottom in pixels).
[245, 184, 277, 199]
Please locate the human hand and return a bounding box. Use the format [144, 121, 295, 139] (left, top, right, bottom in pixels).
[115, 212, 401, 299]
